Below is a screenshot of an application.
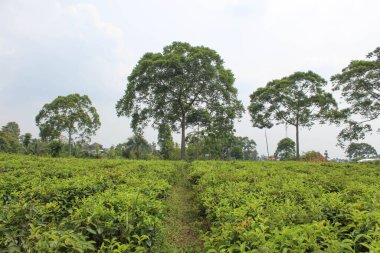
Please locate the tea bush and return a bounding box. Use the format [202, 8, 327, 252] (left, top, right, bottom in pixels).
[0, 154, 181, 252]
[191, 161, 380, 252]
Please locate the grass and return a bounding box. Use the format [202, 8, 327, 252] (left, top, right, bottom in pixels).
[153, 164, 203, 252]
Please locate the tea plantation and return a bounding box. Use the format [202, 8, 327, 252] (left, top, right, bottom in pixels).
[1, 154, 379, 252]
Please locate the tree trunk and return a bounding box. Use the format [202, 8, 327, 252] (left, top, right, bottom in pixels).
[136, 144, 140, 160]
[295, 124, 300, 160]
[265, 129, 270, 159]
[68, 128, 72, 157]
[181, 116, 186, 160]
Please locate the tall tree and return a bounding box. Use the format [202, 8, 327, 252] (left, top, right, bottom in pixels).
[116, 41, 244, 160]
[248, 71, 337, 160]
[331, 47, 380, 145]
[35, 94, 101, 156]
[345, 142, 377, 160]
[275, 137, 296, 161]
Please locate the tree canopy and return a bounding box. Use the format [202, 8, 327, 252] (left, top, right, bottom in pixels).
[275, 137, 296, 161]
[125, 134, 151, 160]
[35, 94, 101, 156]
[116, 41, 244, 160]
[0, 122, 23, 153]
[331, 47, 380, 145]
[345, 142, 378, 160]
[248, 71, 337, 160]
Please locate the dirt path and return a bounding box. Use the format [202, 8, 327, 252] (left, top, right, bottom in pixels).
[154, 165, 203, 252]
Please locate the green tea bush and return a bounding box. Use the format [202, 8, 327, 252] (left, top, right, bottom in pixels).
[0, 154, 180, 252]
[191, 161, 380, 252]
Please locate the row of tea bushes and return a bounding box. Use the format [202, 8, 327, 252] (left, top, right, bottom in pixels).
[191, 161, 380, 252]
[0, 154, 181, 252]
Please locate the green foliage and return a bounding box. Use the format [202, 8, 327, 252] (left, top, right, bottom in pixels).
[0, 154, 181, 252]
[48, 140, 65, 157]
[187, 134, 257, 161]
[275, 137, 296, 160]
[116, 41, 244, 160]
[346, 143, 378, 160]
[190, 161, 380, 252]
[332, 47, 380, 145]
[1, 122, 21, 137]
[249, 71, 338, 159]
[35, 94, 101, 156]
[124, 134, 152, 160]
[0, 122, 23, 153]
[231, 136, 258, 160]
[301, 151, 327, 162]
[158, 123, 175, 160]
[22, 133, 32, 150]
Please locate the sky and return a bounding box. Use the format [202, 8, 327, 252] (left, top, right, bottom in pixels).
[0, 0, 379, 158]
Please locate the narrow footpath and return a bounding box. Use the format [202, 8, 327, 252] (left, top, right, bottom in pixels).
[155, 164, 203, 252]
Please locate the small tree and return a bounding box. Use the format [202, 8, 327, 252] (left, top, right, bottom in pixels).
[0, 122, 23, 153]
[125, 134, 151, 160]
[345, 143, 377, 160]
[301, 151, 327, 162]
[324, 150, 329, 160]
[22, 133, 32, 148]
[275, 138, 296, 161]
[48, 140, 64, 157]
[35, 94, 101, 156]
[332, 47, 380, 145]
[249, 71, 337, 160]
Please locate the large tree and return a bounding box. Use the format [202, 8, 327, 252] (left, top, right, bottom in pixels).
[116, 41, 244, 160]
[345, 142, 377, 160]
[331, 47, 380, 145]
[248, 71, 337, 160]
[35, 94, 101, 156]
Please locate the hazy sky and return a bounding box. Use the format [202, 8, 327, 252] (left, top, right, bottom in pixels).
[1, 0, 379, 158]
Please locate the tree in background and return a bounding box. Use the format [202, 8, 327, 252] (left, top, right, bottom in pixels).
[331, 47, 380, 146]
[345, 143, 377, 160]
[203, 108, 238, 160]
[35, 94, 101, 156]
[324, 150, 329, 160]
[232, 136, 258, 160]
[249, 71, 337, 160]
[157, 123, 175, 160]
[186, 134, 257, 160]
[0, 122, 23, 153]
[48, 140, 64, 157]
[116, 41, 244, 160]
[22, 133, 32, 149]
[125, 134, 151, 160]
[274, 138, 296, 161]
[301, 151, 328, 162]
[2, 122, 21, 137]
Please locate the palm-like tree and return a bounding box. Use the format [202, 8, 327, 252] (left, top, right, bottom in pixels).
[125, 134, 150, 159]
